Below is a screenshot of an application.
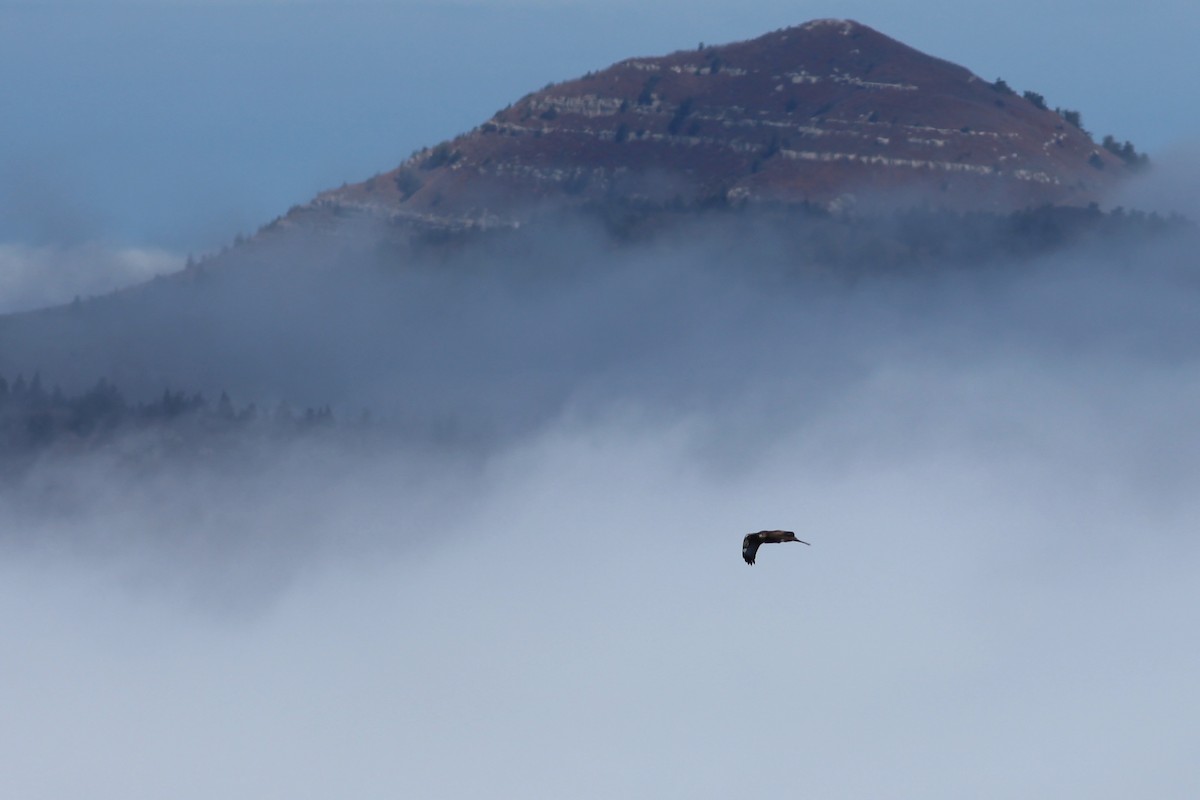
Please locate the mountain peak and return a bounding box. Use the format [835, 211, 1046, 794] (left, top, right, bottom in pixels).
[305, 19, 1130, 231]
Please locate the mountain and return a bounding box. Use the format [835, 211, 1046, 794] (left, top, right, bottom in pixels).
[288, 19, 1131, 234]
[0, 18, 1168, 428]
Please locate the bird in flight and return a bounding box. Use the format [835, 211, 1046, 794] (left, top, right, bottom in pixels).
[742, 530, 809, 565]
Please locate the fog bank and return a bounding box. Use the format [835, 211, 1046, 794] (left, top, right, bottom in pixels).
[1, 215, 1199, 797]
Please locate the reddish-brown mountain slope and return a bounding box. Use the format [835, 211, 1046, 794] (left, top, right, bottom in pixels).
[300, 19, 1129, 230]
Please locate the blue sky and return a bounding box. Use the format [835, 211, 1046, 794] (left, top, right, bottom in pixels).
[2, 0, 1196, 254]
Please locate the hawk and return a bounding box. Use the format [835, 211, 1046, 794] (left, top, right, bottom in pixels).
[742, 530, 809, 565]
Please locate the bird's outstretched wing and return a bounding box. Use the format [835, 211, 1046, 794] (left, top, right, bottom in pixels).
[742, 534, 761, 565]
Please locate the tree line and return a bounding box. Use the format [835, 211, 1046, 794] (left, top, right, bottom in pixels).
[0, 373, 344, 472]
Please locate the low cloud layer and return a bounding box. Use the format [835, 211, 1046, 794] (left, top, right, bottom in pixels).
[1111, 143, 1200, 220]
[0, 241, 182, 314]
[1, 212, 1198, 798]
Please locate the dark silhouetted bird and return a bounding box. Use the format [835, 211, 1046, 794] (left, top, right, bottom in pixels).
[742, 530, 809, 565]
